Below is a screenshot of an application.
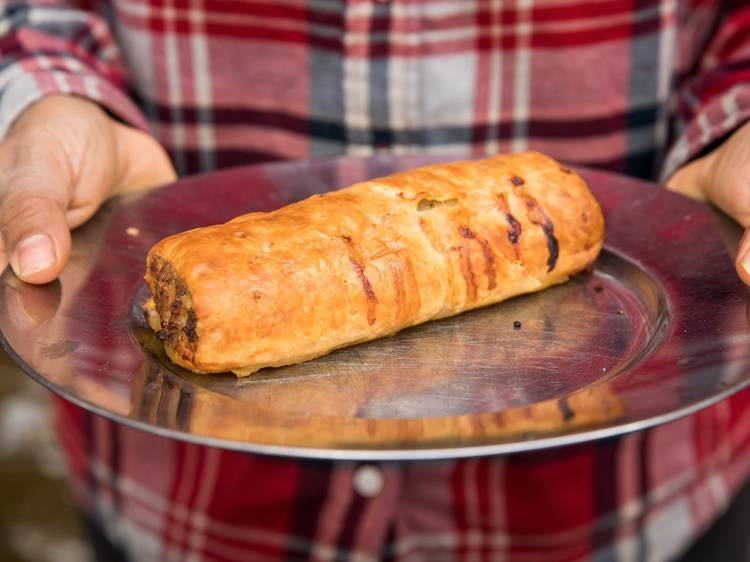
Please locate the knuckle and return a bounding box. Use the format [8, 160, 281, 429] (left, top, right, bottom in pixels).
[0, 134, 70, 242]
[0, 192, 60, 239]
[0, 132, 71, 185]
[0, 161, 52, 189]
[0, 150, 67, 210]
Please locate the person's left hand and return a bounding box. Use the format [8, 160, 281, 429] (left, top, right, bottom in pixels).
[666, 120, 750, 285]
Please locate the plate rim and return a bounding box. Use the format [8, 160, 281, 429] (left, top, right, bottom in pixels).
[1, 155, 747, 459]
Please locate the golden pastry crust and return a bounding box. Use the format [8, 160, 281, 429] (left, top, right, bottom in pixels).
[145, 152, 604, 376]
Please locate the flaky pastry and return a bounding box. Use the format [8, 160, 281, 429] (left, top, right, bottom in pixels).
[145, 152, 604, 376]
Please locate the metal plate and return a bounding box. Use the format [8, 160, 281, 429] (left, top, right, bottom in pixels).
[1, 154, 749, 460]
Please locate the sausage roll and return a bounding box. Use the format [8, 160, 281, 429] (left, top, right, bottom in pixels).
[144, 151, 604, 376]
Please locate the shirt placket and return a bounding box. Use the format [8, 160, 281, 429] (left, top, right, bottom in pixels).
[319, 461, 403, 559]
[341, 0, 420, 155]
[389, 0, 421, 154]
[342, 0, 374, 155]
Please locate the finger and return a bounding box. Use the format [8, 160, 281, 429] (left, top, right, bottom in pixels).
[112, 123, 177, 194]
[665, 156, 709, 201]
[0, 144, 73, 284]
[0, 190, 72, 284]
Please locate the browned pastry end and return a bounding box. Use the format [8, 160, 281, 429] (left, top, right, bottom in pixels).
[144, 152, 604, 376]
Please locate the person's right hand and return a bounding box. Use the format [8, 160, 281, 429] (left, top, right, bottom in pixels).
[0, 94, 176, 285]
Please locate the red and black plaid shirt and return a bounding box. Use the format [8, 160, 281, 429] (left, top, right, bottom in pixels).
[4, 0, 750, 560]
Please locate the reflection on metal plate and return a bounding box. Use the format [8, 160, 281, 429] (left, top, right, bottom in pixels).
[0, 155, 749, 460]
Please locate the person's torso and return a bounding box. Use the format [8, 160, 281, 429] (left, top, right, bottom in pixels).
[106, 0, 718, 178]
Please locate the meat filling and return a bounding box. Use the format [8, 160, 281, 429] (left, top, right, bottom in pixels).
[146, 255, 198, 361]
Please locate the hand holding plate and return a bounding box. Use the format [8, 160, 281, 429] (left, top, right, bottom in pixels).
[666, 121, 750, 284]
[0, 94, 175, 285]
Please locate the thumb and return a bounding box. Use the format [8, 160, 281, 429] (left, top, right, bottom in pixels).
[0, 161, 72, 285]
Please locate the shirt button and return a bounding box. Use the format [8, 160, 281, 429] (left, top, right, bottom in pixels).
[353, 464, 384, 498]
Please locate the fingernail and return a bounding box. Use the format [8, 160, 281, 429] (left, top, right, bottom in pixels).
[16, 234, 56, 277]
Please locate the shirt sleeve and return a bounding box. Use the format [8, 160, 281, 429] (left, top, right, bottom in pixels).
[0, 1, 148, 139]
[662, 2, 750, 181]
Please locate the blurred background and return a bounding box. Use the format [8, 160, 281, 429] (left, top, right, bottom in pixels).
[0, 350, 92, 562]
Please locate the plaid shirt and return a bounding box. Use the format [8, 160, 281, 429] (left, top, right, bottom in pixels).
[4, 0, 750, 560]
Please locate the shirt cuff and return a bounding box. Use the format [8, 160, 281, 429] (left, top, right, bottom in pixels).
[0, 68, 149, 139]
[661, 84, 750, 182]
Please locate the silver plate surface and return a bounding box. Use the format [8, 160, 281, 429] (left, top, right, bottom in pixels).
[1, 155, 748, 460]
